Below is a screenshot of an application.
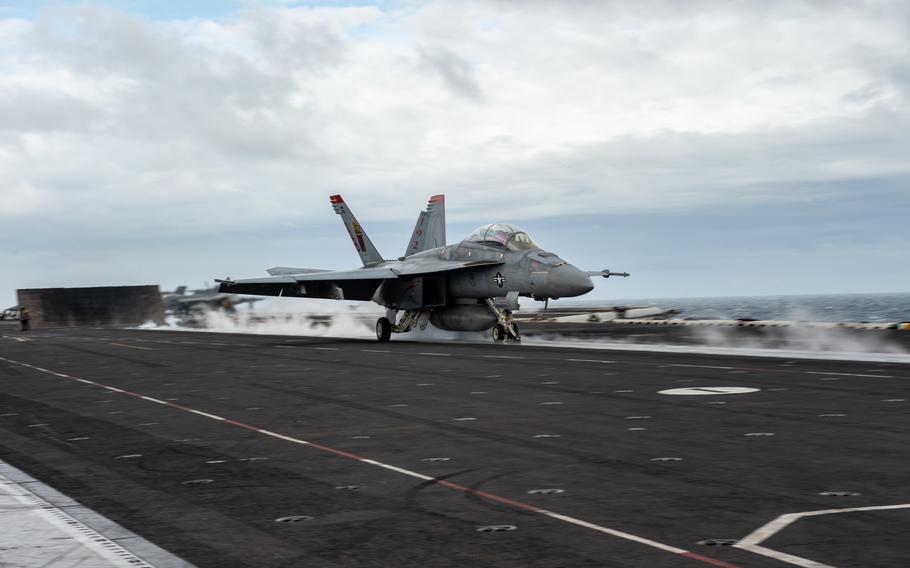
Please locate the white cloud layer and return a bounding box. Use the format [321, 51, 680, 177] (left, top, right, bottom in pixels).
[1, 0, 908, 298]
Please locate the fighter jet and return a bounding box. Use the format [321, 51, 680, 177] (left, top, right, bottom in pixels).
[0, 306, 19, 321]
[217, 195, 628, 342]
[161, 285, 262, 315]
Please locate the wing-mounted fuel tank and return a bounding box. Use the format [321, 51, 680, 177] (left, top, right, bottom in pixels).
[429, 304, 497, 332]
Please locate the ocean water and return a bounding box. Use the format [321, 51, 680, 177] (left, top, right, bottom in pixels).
[573, 293, 910, 323]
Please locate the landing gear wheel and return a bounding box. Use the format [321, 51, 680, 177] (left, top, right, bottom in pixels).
[376, 317, 392, 342]
[508, 322, 520, 343]
[492, 324, 506, 342]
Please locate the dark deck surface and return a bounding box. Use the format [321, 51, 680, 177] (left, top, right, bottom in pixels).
[1, 328, 909, 567]
[518, 320, 910, 352]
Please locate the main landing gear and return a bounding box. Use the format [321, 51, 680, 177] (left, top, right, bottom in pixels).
[376, 317, 392, 342]
[486, 298, 520, 343]
[375, 309, 428, 342]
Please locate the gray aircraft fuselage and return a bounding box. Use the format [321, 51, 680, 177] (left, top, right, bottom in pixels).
[372, 240, 593, 312]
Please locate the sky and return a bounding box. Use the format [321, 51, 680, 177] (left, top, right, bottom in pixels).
[1, 0, 909, 307]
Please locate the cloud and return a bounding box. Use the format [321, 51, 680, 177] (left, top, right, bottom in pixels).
[418, 46, 484, 101]
[0, 0, 908, 296]
[0, 181, 50, 217]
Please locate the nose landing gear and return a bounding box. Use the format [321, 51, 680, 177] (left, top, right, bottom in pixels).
[491, 322, 520, 343]
[486, 299, 520, 343]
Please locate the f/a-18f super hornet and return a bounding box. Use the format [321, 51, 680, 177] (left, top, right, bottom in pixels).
[217, 195, 628, 342]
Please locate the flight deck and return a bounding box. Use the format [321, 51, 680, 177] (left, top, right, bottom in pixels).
[1, 328, 909, 567]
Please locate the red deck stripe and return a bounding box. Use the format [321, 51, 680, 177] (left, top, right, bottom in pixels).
[436, 480, 542, 513]
[680, 552, 743, 567]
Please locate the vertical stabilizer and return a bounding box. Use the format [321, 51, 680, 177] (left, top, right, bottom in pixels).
[404, 194, 446, 256]
[405, 211, 428, 257]
[329, 195, 384, 266]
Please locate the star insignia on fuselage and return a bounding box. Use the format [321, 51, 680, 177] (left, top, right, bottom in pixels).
[493, 272, 506, 287]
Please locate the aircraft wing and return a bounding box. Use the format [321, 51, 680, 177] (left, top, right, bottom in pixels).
[395, 259, 502, 276]
[267, 267, 334, 276]
[218, 266, 395, 301]
[295, 267, 399, 281]
[219, 260, 501, 301]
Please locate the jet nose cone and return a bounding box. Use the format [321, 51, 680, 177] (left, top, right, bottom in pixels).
[550, 264, 594, 297]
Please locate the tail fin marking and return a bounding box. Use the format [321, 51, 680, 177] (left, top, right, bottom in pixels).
[404, 194, 446, 256]
[330, 194, 384, 266]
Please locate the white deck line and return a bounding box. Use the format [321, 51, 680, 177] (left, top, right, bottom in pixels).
[0, 460, 194, 568]
[735, 503, 910, 567]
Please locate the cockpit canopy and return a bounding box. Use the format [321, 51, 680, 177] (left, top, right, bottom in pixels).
[465, 223, 542, 252]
